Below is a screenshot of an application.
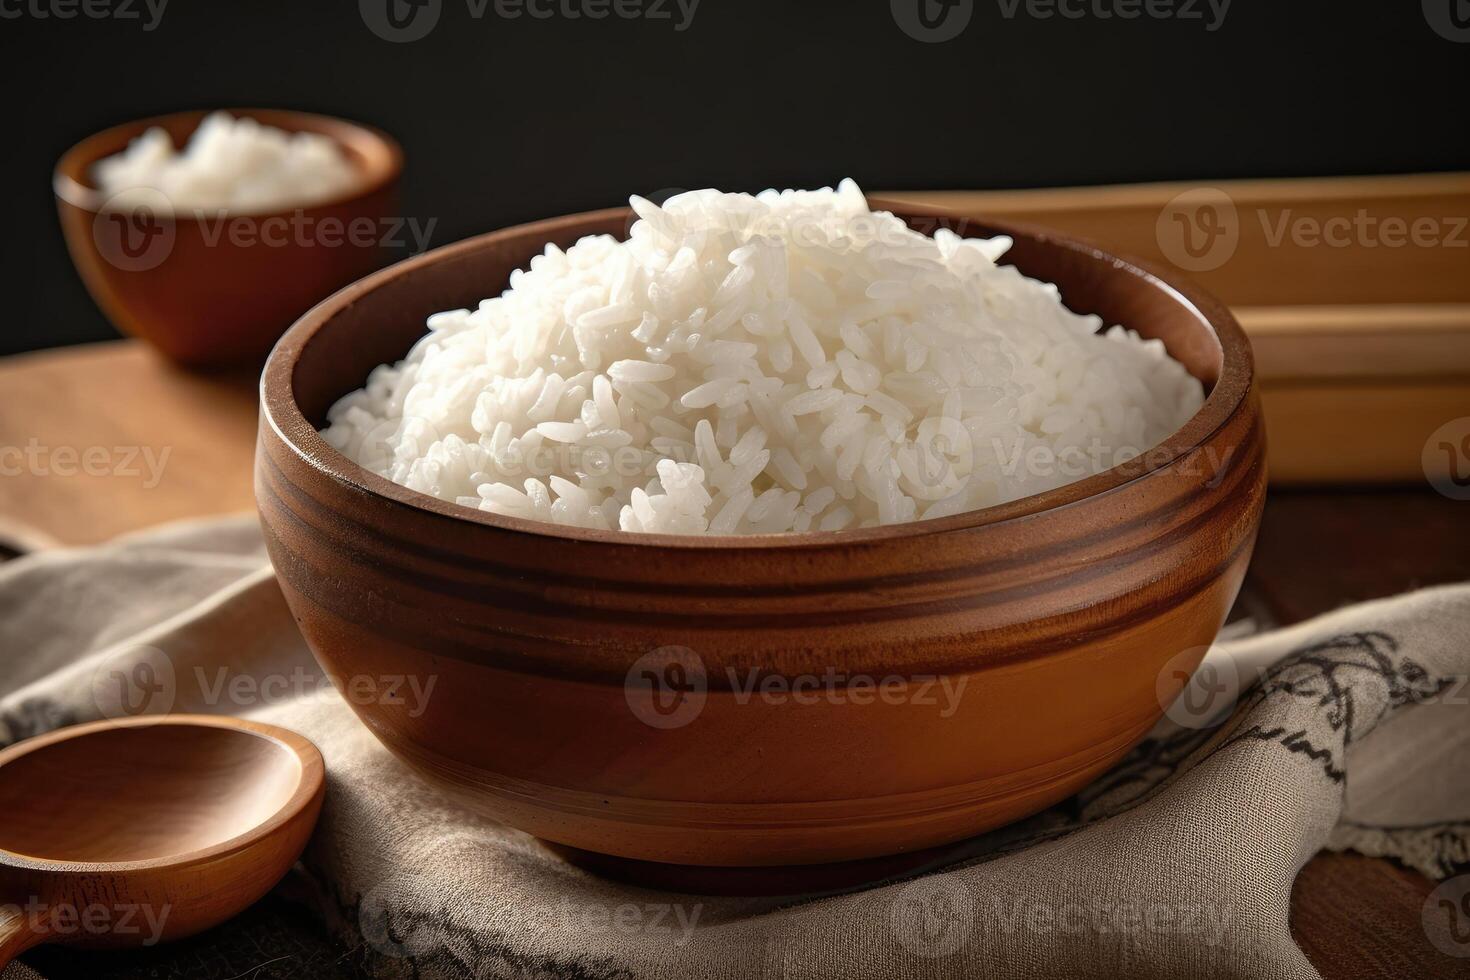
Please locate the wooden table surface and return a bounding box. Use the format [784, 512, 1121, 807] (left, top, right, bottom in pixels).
[2, 341, 1468, 979]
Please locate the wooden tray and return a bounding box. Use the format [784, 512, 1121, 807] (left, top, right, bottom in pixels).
[895, 173, 1470, 484]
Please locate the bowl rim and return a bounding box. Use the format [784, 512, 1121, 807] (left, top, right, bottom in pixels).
[260, 201, 1254, 551]
[52, 106, 403, 219]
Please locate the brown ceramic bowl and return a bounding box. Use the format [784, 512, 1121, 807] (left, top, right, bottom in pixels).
[256, 203, 1265, 870]
[55, 109, 402, 367]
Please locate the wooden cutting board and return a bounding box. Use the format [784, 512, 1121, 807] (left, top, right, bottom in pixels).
[894, 172, 1470, 485]
[0, 342, 257, 550]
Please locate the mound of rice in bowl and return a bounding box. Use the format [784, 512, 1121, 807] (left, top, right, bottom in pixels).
[321, 181, 1204, 535]
[94, 111, 358, 214]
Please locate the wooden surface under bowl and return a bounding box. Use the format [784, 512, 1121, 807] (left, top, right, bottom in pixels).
[255, 204, 1265, 867]
[54, 108, 402, 367]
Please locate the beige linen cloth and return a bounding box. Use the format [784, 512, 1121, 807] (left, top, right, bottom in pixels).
[2, 516, 1469, 979]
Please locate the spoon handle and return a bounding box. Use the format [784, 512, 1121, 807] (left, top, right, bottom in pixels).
[0, 901, 45, 970]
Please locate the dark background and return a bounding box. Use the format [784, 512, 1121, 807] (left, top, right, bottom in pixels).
[2, 0, 1465, 357]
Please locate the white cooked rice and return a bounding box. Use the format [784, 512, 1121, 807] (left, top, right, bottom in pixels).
[94, 111, 358, 214]
[321, 181, 1205, 535]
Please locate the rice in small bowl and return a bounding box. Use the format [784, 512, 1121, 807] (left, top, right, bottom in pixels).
[320, 181, 1204, 535]
[53, 108, 401, 366]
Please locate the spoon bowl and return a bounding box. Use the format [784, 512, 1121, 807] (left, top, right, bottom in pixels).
[0, 715, 324, 967]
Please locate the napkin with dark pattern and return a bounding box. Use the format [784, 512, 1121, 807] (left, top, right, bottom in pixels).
[2, 517, 1468, 979]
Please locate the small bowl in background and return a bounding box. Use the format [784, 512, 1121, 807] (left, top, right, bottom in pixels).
[54, 108, 402, 368]
[256, 204, 1266, 871]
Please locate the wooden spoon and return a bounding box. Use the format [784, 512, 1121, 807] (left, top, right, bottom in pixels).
[0, 715, 325, 968]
